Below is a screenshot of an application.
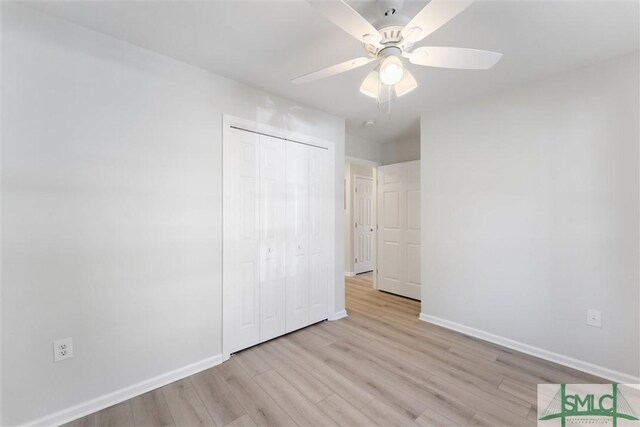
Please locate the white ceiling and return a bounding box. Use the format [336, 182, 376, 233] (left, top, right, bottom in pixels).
[27, 0, 639, 143]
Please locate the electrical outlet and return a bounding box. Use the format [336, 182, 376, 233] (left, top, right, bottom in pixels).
[53, 337, 73, 362]
[587, 309, 602, 328]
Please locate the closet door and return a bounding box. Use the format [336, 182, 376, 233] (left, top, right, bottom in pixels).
[285, 142, 310, 332]
[258, 135, 286, 342]
[308, 146, 328, 323]
[223, 128, 260, 354]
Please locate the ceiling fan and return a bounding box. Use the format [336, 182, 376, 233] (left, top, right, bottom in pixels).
[292, 0, 502, 102]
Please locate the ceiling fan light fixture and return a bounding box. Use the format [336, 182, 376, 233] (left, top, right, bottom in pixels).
[359, 69, 380, 98]
[394, 69, 418, 97]
[379, 55, 404, 86]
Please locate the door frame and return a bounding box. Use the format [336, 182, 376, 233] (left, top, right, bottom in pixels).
[345, 156, 380, 290]
[222, 114, 336, 360]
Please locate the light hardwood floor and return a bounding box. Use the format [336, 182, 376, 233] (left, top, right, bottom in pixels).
[66, 274, 605, 427]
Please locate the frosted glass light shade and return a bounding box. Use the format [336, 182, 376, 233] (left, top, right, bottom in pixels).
[394, 69, 418, 97]
[379, 56, 404, 85]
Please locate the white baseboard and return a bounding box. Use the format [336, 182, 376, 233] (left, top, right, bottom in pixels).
[328, 310, 348, 321]
[345, 272, 356, 277]
[419, 313, 639, 384]
[25, 354, 224, 427]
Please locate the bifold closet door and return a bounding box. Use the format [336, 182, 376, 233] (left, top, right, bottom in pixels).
[285, 141, 310, 332]
[258, 135, 286, 342]
[308, 146, 329, 324]
[223, 128, 260, 354]
[225, 125, 330, 354]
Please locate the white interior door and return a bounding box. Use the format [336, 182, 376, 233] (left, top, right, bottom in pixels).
[377, 160, 421, 300]
[258, 135, 286, 342]
[308, 146, 329, 323]
[354, 176, 374, 274]
[286, 141, 310, 332]
[223, 128, 260, 354]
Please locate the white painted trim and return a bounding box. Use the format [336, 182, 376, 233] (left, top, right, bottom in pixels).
[328, 310, 348, 321]
[345, 271, 356, 277]
[419, 313, 640, 384]
[25, 354, 224, 427]
[224, 114, 334, 150]
[346, 156, 381, 167]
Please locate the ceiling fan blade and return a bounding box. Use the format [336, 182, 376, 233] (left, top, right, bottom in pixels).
[402, 0, 474, 44]
[394, 70, 418, 97]
[307, 0, 382, 45]
[408, 47, 502, 69]
[292, 57, 374, 84]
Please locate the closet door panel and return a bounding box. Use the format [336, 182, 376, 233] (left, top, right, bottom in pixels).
[285, 142, 310, 332]
[308, 147, 328, 323]
[259, 135, 286, 342]
[223, 128, 260, 354]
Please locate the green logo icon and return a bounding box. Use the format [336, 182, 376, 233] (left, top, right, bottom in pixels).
[539, 384, 638, 427]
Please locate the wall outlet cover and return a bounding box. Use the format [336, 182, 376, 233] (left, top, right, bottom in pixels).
[587, 309, 602, 328]
[54, 337, 73, 362]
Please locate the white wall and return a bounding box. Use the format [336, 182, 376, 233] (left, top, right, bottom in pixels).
[1, 4, 345, 425]
[421, 53, 639, 381]
[345, 133, 382, 164]
[382, 136, 420, 165]
[344, 162, 374, 274]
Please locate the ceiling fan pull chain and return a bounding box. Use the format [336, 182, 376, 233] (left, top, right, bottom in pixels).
[376, 75, 381, 110]
[388, 86, 392, 118]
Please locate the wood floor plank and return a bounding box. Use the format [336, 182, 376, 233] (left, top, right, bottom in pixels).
[317, 394, 379, 427]
[360, 398, 419, 427]
[311, 341, 429, 419]
[498, 377, 538, 405]
[468, 410, 536, 427]
[422, 375, 532, 426]
[162, 378, 214, 427]
[131, 389, 175, 427]
[415, 408, 462, 427]
[64, 413, 96, 427]
[190, 368, 246, 426]
[224, 415, 257, 427]
[253, 369, 338, 427]
[234, 347, 271, 377]
[95, 402, 135, 427]
[267, 337, 375, 409]
[218, 358, 296, 427]
[253, 341, 332, 403]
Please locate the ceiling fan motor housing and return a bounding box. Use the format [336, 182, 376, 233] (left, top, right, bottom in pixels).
[366, 0, 413, 57]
